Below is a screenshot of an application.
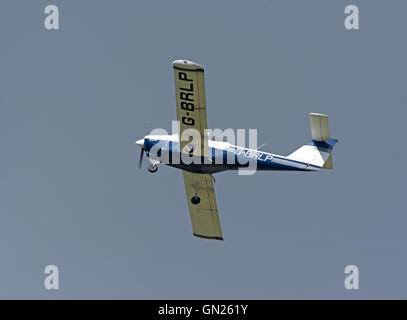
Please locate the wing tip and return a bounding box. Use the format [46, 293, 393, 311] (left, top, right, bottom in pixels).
[173, 59, 204, 71]
[193, 233, 223, 241]
[310, 112, 328, 117]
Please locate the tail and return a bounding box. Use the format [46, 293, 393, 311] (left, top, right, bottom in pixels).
[287, 113, 338, 169]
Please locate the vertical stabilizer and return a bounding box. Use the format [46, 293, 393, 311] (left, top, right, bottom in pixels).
[287, 113, 337, 169]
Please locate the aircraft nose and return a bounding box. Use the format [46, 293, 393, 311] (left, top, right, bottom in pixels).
[135, 138, 145, 147]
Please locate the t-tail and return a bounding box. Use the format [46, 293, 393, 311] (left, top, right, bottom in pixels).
[287, 113, 338, 169]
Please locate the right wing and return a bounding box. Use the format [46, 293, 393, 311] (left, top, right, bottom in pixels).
[173, 59, 209, 157]
[182, 171, 223, 240]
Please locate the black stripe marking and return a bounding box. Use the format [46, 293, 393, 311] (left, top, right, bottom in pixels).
[173, 66, 204, 72]
[193, 233, 223, 241]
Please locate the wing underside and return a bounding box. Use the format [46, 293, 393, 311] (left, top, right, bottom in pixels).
[182, 171, 223, 240]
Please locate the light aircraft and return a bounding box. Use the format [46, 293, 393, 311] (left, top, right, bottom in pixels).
[135, 60, 337, 241]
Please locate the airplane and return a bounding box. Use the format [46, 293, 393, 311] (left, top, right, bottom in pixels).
[135, 60, 338, 241]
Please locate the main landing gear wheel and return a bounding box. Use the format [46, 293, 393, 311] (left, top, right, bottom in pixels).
[148, 164, 158, 173]
[191, 196, 201, 205]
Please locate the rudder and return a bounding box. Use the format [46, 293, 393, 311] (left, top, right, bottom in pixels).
[310, 113, 335, 169]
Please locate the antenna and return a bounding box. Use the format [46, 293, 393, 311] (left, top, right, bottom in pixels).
[256, 143, 266, 150]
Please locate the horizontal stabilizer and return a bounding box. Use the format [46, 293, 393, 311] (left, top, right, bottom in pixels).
[322, 153, 333, 169]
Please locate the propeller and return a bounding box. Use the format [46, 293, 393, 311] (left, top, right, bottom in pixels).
[135, 138, 145, 169]
[138, 147, 144, 169]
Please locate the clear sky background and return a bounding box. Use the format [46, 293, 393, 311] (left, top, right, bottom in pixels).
[0, 0, 406, 299]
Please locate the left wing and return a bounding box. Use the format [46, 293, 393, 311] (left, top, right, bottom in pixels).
[173, 60, 209, 157]
[182, 171, 223, 240]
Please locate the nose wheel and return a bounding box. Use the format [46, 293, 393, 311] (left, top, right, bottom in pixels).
[147, 159, 160, 173]
[148, 164, 158, 173]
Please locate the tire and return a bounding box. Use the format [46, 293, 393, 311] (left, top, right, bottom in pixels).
[148, 165, 158, 173]
[191, 196, 200, 205]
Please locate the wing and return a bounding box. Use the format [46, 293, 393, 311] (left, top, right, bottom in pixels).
[174, 60, 222, 240]
[173, 60, 209, 157]
[182, 171, 223, 240]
